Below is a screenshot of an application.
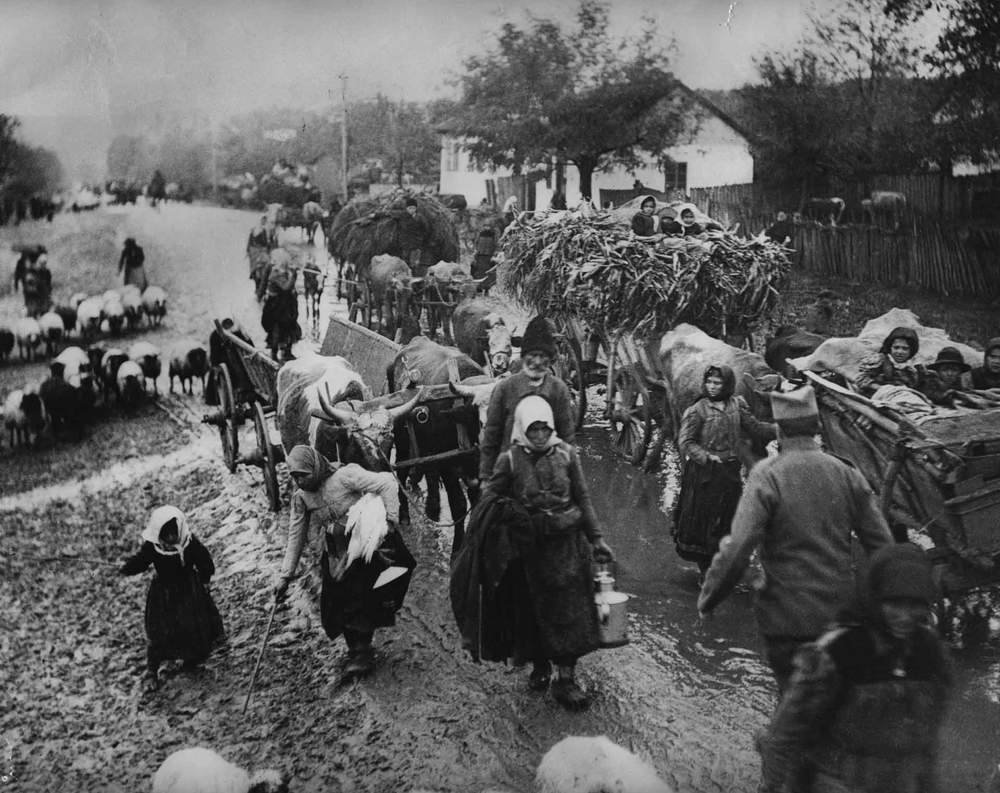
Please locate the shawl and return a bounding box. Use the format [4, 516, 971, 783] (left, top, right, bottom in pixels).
[141, 505, 192, 563]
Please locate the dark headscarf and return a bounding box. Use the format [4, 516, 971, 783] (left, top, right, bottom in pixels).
[286, 445, 333, 492]
[984, 337, 1000, 366]
[879, 326, 919, 359]
[702, 364, 736, 402]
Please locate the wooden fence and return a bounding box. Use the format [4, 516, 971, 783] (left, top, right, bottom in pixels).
[789, 223, 1000, 299]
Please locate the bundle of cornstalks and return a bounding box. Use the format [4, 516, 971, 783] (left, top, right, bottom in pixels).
[501, 209, 790, 338]
[328, 191, 461, 276]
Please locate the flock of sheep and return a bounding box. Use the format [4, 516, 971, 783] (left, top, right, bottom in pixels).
[1, 284, 214, 448]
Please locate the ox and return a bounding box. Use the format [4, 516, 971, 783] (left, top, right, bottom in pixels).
[387, 336, 485, 554]
[368, 254, 412, 338]
[764, 291, 847, 379]
[656, 324, 779, 468]
[801, 197, 846, 225]
[420, 261, 474, 342]
[452, 297, 513, 377]
[275, 353, 421, 523]
[861, 190, 907, 231]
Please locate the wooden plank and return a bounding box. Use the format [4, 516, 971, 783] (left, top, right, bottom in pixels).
[320, 315, 401, 396]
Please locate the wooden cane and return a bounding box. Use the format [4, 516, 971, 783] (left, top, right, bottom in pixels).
[242, 597, 280, 715]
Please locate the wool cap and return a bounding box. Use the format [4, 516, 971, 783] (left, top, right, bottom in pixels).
[866, 542, 938, 605]
[927, 346, 970, 372]
[770, 385, 818, 423]
[520, 316, 557, 358]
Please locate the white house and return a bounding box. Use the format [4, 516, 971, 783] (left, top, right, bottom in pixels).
[438, 85, 754, 208]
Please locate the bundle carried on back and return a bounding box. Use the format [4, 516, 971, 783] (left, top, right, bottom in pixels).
[328, 191, 461, 276]
[501, 209, 790, 339]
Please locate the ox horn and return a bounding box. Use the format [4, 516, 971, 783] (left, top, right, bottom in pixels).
[388, 386, 424, 421]
[317, 381, 356, 424]
[449, 380, 476, 398]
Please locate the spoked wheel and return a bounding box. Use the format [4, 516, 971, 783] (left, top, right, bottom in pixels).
[216, 364, 239, 473]
[252, 401, 281, 512]
[552, 331, 587, 430]
[607, 367, 652, 466]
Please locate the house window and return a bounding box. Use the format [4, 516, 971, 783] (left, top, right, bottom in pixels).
[446, 142, 462, 172]
[663, 161, 687, 192]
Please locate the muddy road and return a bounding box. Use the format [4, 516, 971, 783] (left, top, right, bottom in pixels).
[1, 204, 998, 792]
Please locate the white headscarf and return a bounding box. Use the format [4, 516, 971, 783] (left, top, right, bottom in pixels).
[141, 505, 192, 563]
[510, 395, 560, 452]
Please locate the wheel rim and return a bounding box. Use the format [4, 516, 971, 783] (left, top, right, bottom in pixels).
[608, 371, 651, 465]
[216, 364, 239, 473]
[253, 401, 281, 512]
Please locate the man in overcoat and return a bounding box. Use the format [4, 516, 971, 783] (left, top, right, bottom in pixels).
[697, 386, 893, 692]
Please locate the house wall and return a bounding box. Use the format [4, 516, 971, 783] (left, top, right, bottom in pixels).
[439, 137, 514, 204]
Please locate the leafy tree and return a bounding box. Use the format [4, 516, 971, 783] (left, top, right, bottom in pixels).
[447, 0, 689, 199]
[886, 0, 1000, 162]
[347, 96, 440, 185]
[0, 115, 22, 191]
[4, 142, 63, 200]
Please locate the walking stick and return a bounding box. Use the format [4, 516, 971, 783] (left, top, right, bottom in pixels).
[242, 597, 280, 715]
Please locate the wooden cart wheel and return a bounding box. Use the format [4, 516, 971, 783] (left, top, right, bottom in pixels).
[252, 401, 281, 512]
[216, 364, 239, 473]
[608, 367, 653, 466]
[552, 331, 587, 430]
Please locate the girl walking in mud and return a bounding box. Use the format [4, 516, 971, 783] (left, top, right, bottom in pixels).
[119, 506, 225, 691]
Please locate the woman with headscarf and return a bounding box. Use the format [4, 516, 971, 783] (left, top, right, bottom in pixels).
[758, 543, 952, 793]
[971, 337, 1000, 391]
[673, 365, 775, 575]
[854, 326, 927, 397]
[630, 195, 660, 236]
[482, 395, 614, 711]
[119, 506, 224, 691]
[260, 247, 301, 358]
[272, 445, 414, 679]
[118, 238, 147, 291]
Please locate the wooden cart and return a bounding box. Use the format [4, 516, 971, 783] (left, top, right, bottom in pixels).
[804, 370, 1000, 593]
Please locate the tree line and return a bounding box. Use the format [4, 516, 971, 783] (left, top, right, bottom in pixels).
[0, 115, 64, 219]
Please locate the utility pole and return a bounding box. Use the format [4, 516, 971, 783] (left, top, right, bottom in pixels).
[339, 74, 348, 200]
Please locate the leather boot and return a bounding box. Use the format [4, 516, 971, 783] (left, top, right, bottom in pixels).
[551, 666, 590, 711]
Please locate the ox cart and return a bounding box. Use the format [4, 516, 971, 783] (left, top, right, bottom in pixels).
[204, 316, 483, 512]
[802, 370, 1000, 594]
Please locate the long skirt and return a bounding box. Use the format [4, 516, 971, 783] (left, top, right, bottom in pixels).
[320, 531, 415, 641]
[506, 518, 600, 664]
[124, 265, 148, 292]
[672, 458, 743, 569]
[145, 571, 224, 664]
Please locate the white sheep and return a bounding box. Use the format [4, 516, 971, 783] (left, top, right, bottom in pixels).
[69, 291, 89, 310]
[115, 360, 145, 409]
[12, 317, 43, 362]
[142, 285, 168, 327]
[535, 736, 673, 793]
[38, 311, 65, 357]
[101, 294, 126, 336]
[121, 288, 144, 330]
[76, 296, 104, 341]
[129, 340, 162, 393]
[151, 747, 287, 793]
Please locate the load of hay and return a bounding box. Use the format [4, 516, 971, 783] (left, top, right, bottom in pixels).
[501, 208, 790, 339]
[328, 191, 461, 276]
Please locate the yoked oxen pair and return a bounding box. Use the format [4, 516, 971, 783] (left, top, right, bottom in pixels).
[655, 323, 780, 469]
[387, 335, 487, 554]
[275, 352, 422, 524]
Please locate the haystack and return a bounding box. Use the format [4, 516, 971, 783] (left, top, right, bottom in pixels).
[328, 191, 460, 276]
[501, 207, 790, 339]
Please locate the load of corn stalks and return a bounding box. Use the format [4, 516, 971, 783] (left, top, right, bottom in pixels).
[501, 209, 790, 339]
[328, 191, 461, 277]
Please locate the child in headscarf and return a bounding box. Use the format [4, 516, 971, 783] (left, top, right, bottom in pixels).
[120, 506, 224, 691]
[482, 395, 614, 711]
[272, 445, 413, 679]
[971, 337, 1000, 391]
[854, 326, 926, 397]
[630, 195, 660, 236]
[673, 365, 775, 575]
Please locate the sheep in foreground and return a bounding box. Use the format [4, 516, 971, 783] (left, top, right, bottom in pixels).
[535, 736, 672, 793]
[151, 747, 287, 793]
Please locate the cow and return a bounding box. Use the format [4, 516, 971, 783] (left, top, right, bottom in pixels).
[656, 323, 780, 469]
[862, 190, 907, 231]
[451, 297, 513, 376]
[368, 254, 412, 338]
[420, 261, 474, 342]
[386, 335, 485, 554]
[801, 197, 846, 225]
[4, 387, 47, 446]
[275, 353, 422, 523]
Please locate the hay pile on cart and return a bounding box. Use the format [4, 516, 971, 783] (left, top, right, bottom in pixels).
[501, 208, 790, 340]
[328, 191, 461, 274]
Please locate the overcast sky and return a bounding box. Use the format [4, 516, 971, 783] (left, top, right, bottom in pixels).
[2, 0, 816, 123]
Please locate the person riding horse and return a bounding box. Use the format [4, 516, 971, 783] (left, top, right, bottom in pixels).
[260, 248, 302, 360]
